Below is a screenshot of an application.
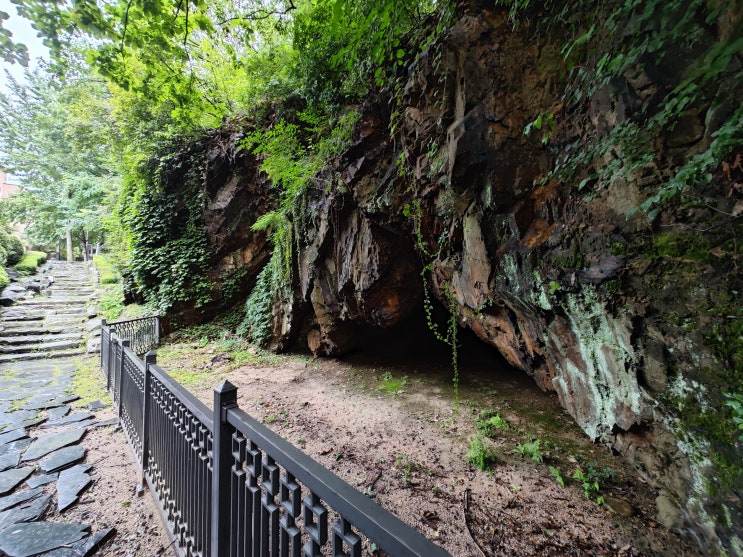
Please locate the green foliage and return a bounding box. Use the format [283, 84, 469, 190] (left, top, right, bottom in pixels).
[13, 251, 46, 275]
[724, 393, 743, 443]
[0, 266, 8, 290]
[0, 245, 6, 267]
[237, 262, 276, 347]
[121, 146, 213, 314]
[549, 465, 565, 487]
[0, 232, 24, 265]
[515, 439, 544, 463]
[475, 410, 509, 437]
[507, 0, 743, 217]
[93, 254, 120, 285]
[572, 462, 615, 504]
[377, 372, 409, 394]
[0, 63, 117, 252]
[466, 435, 499, 472]
[653, 232, 711, 262]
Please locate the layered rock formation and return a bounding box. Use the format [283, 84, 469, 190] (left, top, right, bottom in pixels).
[145, 7, 742, 553]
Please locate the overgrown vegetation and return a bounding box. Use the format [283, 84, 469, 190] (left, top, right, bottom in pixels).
[13, 251, 46, 276]
[501, 0, 743, 218]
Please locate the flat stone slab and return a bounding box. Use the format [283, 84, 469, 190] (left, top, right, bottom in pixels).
[0, 522, 89, 557]
[86, 400, 105, 410]
[39, 445, 86, 473]
[0, 451, 20, 472]
[57, 466, 92, 512]
[0, 467, 34, 495]
[0, 429, 27, 447]
[0, 411, 37, 427]
[20, 394, 80, 411]
[21, 428, 85, 462]
[42, 527, 116, 557]
[0, 487, 43, 512]
[0, 439, 31, 457]
[41, 413, 94, 429]
[48, 405, 71, 420]
[25, 473, 57, 489]
[89, 418, 118, 429]
[0, 495, 50, 529]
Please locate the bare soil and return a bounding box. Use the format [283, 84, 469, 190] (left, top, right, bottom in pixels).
[97, 334, 697, 557]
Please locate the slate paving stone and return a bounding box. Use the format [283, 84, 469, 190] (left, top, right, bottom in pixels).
[47, 405, 71, 420]
[0, 487, 43, 512]
[86, 400, 105, 411]
[88, 418, 117, 429]
[0, 411, 37, 427]
[0, 495, 51, 529]
[57, 467, 91, 512]
[0, 451, 20, 472]
[0, 429, 27, 447]
[0, 467, 35, 495]
[41, 413, 94, 429]
[39, 446, 86, 474]
[0, 438, 31, 457]
[41, 528, 116, 557]
[0, 522, 90, 557]
[25, 473, 58, 489]
[21, 427, 86, 462]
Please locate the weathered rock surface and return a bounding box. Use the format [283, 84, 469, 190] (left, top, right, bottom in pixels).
[141, 7, 742, 553]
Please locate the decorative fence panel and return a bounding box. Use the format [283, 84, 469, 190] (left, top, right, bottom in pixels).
[105, 315, 160, 356]
[100, 319, 451, 557]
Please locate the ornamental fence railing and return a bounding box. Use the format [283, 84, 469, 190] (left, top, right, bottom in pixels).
[100, 318, 451, 557]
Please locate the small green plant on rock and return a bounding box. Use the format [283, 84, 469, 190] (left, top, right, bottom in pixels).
[466, 435, 499, 472]
[724, 393, 743, 442]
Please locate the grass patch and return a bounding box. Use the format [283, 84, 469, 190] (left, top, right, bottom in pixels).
[72, 357, 109, 406]
[377, 371, 409, 394]
[93, 254, 120, 284]
[14, 251, 47, 275]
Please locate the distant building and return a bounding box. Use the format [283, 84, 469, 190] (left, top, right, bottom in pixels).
[0, 169, 20, 199]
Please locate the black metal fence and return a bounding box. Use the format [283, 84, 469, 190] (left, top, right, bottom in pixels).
[104, 315, 160, 356]
[100, 319, 451, 557]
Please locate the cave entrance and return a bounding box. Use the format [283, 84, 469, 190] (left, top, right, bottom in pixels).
[340, 296, 526, 388]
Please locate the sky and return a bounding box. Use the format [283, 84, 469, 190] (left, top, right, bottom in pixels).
[0, 0, 49, 89]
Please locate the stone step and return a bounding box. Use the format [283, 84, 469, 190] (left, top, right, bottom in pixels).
[16, 301, 90, 309]
[0, 348, 87, 363]
[0, 312, 45, 322]
[0, 338, 83, 354]
[0, 332, 85, 345]
[0, 325, 77, 336]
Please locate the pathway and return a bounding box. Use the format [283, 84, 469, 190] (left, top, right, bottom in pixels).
[0, 261, 115, 556]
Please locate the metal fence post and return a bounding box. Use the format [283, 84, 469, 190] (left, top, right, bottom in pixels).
[212, 380, 238, 557]
[155, 314, 160, 347]
[118, 339, 130, 419]
[100, 318, 107, 373]
[142, 351, 156, 482]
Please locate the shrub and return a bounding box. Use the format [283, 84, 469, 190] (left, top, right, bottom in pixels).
[14, 251, 47, 276]
[0, 245, 7, 267]
[4, 235, 24, 265]
[0, 267, 9, 290]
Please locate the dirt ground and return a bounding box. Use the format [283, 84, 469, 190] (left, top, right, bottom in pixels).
[86, 331, 695, 557]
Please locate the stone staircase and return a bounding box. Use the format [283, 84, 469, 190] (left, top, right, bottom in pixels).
[0, 261, 97, 363]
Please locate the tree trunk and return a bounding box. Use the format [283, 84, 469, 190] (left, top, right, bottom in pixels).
[66, 230, 73, 262]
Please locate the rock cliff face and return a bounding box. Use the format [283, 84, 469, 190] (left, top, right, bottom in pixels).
[154, 7, 742, 553]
